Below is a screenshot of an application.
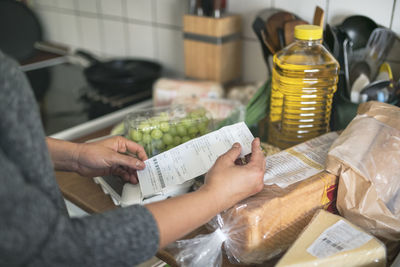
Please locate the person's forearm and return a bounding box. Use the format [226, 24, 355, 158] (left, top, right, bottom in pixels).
[145, 186, 224, 248]
[46, 137, 79, 172]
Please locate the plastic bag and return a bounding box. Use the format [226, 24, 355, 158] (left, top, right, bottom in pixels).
[167, 171, 338, 266]
[326, 101, 400, 260]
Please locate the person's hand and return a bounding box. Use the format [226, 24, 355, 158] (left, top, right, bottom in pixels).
[201, 137, 266, 211]
[73, 136, 148, 183]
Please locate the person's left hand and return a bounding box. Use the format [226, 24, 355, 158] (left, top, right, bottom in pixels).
[73, 136, 148, 183]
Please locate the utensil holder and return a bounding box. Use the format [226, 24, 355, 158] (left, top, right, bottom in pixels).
[183, 14, 242, 84]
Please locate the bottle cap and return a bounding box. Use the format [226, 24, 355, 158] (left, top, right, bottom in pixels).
[294, 25, 323, 40]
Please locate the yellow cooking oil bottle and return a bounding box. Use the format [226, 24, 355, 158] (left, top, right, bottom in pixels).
[267, 25, 339, 149]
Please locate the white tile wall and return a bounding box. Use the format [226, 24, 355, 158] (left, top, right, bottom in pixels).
[242, 40, 268, 82]
[30, 0, 400, 81]
[154, 0, 188, 27]
[79, 16, 102, 53]
[155, 27, 184, 76]
[328, 0, 393, 28]
[57, 13, 80, 48]
[34, 0, 57, 8]
[273, 0, 328, 25]
[57, 0, 76, 10]
[77, 0, 98, 13]
[101, 19, 127, 56]
[227, 0, 273, 39]
[36, 9, 62, 43]
[392, 0, 400, 34]
[126, 0, 153, 22]
[99, 0, 123, 17]
[127, 23, 155, 59]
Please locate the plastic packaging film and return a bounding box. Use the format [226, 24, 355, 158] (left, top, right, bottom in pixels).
[325, 101, 400, 259]
[168, 171, 338, 266]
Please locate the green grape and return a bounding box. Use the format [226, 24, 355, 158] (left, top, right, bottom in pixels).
[160, 122, 170, 132]
[182, 118, 194, 128]
[173, 136, 182, 146]
[130, 130, 142, 142]
[153, 139, 165, 150]
[198, 122, 208, 135]
[162, 133, 173, 145]
[139, 122, 152, 133]
[181, 136, 191, 143]
[194, 108, 206, 116]
[151, 129, 163, 140]
[188, 125, 198, 136]
[176, 124, 187, 137]
[144, 144, 153, 156]
[166, 144, 175, 151]
[142, 133, 152, 144]
[158, 112, 169, 121]
[189, 132, 197, 139]
[168, 125, 177, 136]
[199, 127, 209, 135]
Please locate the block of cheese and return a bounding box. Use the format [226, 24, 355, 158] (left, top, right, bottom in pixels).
[276, 209, 386, 267]
[222, 171, 338, 264]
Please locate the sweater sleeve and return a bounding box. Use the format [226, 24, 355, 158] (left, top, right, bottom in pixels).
[0, 51, 160, 267]
[0, 153, 159, 267]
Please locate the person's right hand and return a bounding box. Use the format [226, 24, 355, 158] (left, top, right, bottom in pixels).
[201, 137, 266, 211]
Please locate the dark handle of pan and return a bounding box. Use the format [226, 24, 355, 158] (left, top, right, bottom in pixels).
[75, 49, 102, 65]
[252, 17, 272, 74]
[277, 28, 285, 49]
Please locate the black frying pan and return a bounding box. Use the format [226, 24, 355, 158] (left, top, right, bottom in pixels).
[0, 0, 42, 61]
[76, 50, 162, 95]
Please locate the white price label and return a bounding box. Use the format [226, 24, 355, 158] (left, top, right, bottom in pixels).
[307, 220, 373, 258]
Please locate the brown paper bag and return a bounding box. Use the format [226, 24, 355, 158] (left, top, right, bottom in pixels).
[326, 101, 400, 260]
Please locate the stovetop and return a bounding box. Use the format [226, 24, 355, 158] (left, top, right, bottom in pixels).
[25, 61, 152, 135]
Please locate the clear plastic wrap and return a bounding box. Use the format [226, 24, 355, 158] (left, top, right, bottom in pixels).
[167, 171, 338, 266]
[326, 101, 400, 260]
[123, 104, 212, 158]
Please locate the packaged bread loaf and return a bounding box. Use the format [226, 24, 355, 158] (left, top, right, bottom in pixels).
[225, 171, 338, 264]
[326, 101, 400, 261]
[166, 133, 339, 266]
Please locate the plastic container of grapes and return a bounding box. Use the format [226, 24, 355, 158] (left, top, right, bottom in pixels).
[124, 104, 213, 158]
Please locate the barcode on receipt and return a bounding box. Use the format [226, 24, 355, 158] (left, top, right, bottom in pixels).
[153, 158, 165, 188]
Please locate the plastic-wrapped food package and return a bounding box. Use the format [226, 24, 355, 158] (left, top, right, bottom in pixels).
[276, 209, 386, 267]
[168, 171, 338, 266]
[123, 105, 212, 158]
[326, 101, 400, 260]
[152, 78, 224, 107]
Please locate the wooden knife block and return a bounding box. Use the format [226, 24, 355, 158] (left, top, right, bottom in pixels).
[183, 14, 242, 84]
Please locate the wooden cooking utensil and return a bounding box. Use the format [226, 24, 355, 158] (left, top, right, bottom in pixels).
[283, 19, 309, 45]
[266, 11, 296, 51]
[261, 29, 276, 54]
[313, 6, 324, 27]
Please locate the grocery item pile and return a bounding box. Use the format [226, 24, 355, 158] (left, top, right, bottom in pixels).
[167, 101, 400, 267]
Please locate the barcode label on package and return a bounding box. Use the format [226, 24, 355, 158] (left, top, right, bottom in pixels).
[263, 132, 338, 188]
[307, 220, 372, 258]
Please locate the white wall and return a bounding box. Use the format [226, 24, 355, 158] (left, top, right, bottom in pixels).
[30, 0, 400, 82]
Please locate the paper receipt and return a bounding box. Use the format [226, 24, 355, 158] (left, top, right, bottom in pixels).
[137, 122, 254, 197]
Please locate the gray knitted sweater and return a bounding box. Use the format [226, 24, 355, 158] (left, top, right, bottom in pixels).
[0, 51, 159, 267]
